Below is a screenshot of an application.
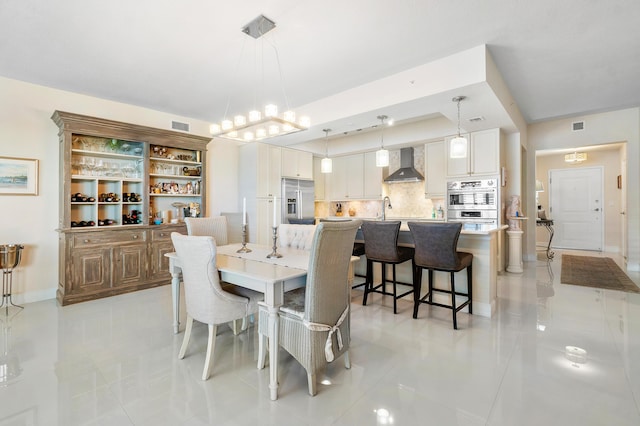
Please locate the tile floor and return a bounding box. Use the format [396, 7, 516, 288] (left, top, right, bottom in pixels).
[1, 250, 639, 425]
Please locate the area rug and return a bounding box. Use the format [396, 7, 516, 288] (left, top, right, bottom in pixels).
[561, 254, 640, 293]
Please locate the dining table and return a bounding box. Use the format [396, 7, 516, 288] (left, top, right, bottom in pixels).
[165, 243, 309, 401]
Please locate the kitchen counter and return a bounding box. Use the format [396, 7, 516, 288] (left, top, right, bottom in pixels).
[354, 224, 506, 318]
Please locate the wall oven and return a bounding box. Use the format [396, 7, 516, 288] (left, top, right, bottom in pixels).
[447, 177, 500, 226]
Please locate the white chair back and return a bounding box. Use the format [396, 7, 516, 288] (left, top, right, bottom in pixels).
[185, 216, 228, 246]
[278, 224, 317, 250]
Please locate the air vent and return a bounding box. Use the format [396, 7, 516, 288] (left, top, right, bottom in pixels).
[468, 116, 485, 122]
[572, 121, 585, 131]
[171, 121, 190, 132]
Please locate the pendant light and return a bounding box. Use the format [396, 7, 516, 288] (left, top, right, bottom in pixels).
[376, 115, 389, 167]
[321, 128, 332, 173]
[450, 96, 468, 159]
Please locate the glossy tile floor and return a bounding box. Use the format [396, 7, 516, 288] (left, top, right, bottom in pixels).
[1, 250, 639, 425]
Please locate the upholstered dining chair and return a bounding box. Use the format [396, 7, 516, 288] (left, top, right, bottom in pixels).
[278, 224, 317, 250]
[258, 220, 362, 396]
[185, 216, 228, 246]
[171, 232, 263, 380]
[361, 220, 414, 314]
[408, 222, 473, 330]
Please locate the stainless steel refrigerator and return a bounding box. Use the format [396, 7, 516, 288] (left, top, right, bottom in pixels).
[281, 178, 315, 224]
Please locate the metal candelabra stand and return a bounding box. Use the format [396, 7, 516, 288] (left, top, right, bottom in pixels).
[266, 226, 282, 258]
[236, 224, 252, 253]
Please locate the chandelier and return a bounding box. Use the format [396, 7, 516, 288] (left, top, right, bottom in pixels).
[209, 15, 310, 142]
[564, 151, 587, 164]
[450, 96, 467, 158]
[376, 115, 390, 167]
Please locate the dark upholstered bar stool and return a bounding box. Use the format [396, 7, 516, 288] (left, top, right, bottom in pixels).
[361, 221, 414, 314]
[408, 222, 472, 329]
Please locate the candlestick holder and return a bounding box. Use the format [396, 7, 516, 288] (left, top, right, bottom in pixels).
[236, 224, 252, 253]
[266, 226, 282, 258]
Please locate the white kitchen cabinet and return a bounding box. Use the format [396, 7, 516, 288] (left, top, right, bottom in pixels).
[328, 154, 364, 200]
[363, 151, 383, 198]
[239, 143, 282, 244]
[281, 147, 313, 180]
[256, 144, 282, 198]
[446, 128, 500, 177]
[255, 197, 281, 245]
[424, 140, 446, 196]
[313, 156, 326, 200]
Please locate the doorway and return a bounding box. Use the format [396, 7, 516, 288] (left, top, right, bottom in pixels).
[549, 167, 603, 251]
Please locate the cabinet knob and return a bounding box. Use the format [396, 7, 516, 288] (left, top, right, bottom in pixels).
[160, 232, 166, 237]
[133, 235, 138, 239]
[83, 239, 90, 243]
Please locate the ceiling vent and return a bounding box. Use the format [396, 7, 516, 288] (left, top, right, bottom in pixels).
[468, 116, 485, 122]
[171, 121, 190, 132]
[572, 121, 585, 131]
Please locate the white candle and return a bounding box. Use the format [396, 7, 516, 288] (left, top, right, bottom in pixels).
[242, 197, 246, 225]
[273, 195, 277, 227]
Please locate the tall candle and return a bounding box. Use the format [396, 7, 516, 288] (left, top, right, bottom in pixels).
[242, 197, 246, 225]
[273, 195, 277, 227]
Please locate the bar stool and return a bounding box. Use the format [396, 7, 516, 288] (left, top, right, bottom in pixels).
[408, 222, 472, 329]
[361, 221, 414, 314]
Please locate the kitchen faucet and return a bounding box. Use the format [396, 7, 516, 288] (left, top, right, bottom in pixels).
[382, 196, 392, 220]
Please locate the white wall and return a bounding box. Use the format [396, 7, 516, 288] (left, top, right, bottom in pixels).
[0, 76, 239, 303]
[528, 108, 640, 270]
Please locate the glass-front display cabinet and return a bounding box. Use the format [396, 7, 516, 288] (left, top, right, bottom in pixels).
[52, 111, 210, 305]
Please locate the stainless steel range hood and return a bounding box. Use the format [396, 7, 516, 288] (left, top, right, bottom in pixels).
[384, 147, 424, 183]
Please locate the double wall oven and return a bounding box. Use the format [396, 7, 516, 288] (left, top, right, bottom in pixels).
[447, 177, 499, 226]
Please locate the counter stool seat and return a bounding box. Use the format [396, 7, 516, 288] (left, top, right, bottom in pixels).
[408, 222, 472, 329]
[361, 221, 415, 314]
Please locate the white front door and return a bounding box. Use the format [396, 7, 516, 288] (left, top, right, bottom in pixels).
[549, 167, 603, 251]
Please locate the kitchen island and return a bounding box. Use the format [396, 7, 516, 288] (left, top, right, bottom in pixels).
[354, 222, 507, 318]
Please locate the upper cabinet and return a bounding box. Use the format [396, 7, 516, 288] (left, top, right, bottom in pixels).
[281, 147, 313, 180]
[328, 154, 364, 200]
[446, 129, 501, 177]
[363, 151, 383, 199]
[313, 156, 326, 200]
[256, 144, 282, 198]
[424, 141, 446, 196]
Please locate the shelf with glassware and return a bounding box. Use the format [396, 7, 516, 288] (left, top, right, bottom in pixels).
[148, 145, 203, 222]
[69, 138, 145, 228]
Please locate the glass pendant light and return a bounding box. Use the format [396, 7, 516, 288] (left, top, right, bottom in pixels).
[450, 96, 468, 159]
[321, 128, 332, 173]
[376, 115, 389, 167]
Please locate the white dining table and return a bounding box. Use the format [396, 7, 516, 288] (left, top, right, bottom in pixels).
[165, 243, 309, 401]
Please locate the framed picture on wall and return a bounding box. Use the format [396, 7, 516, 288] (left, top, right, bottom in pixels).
[0, 156, 39, 195]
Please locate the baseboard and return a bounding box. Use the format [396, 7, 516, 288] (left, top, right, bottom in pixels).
[10, 288, 57, 305]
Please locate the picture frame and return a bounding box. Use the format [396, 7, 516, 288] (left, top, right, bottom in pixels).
[0, 156, 39, 195]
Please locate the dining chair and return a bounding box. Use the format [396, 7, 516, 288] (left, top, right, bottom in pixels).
[361, 221, 415, 314]
[185, 216, 228, 246]
[171, 232, 263, 380]
[258, 220, 362, 396]
[278, 224, 317, 250]
[408, 222, 473, 329]
[220, 212, 243, 244]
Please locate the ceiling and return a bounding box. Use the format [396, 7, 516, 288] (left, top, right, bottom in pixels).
[1, 1, 639, 147]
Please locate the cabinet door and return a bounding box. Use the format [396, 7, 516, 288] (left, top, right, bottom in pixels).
[282, 148, 313, 180]
[363, 152, 382, 199]
[425, 141, 446, 196]
[71, 247, 112, 294]
[345, 154, 364, 199]
[150, 240, 175, 280]
[470, 129, 500, 176]
[113, 244, 147, 286]
[257, 144, 282, 198]
[256, 197, 280, 245]
[328, 156, 348, 200]
[445, 134, 471, 177]
[313, 157, 326, 200]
